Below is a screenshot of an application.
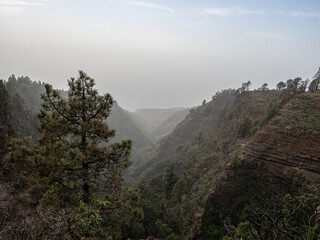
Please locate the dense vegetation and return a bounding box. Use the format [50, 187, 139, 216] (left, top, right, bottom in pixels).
[0, 72, 143, 239]
[0, 68, 320, 239]
[128, 69, 320, 239]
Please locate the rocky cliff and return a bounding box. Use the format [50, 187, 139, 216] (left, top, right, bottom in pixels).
[244, 92, 320, 174]
[133, 90, 320, 239]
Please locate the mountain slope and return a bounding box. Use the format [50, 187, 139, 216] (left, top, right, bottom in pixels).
[133, 90, 320, 239]
[148, 108, 190, 142]
[132, 108, 189, 139]
[108, 102, 151, 150]
[3, 75, 151, 150]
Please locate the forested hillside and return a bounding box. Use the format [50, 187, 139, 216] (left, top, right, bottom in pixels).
[0, 72, 145, 239]
[1, 75, 153, 151]
[1, 71, 320, 239]
[2, 0, 320, 239]
[108, 102, 151, 150]
[130, 77, 320, 239]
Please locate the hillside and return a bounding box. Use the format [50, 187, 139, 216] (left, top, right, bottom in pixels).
[2, 73, 320, 239]
[132, 108, 190, 141]
[132, 89, 320, 239]
[124, 108, 191, 182]
[149, 108, 190, 142]
[108, 102, 151, 150]
[3, 75, 151, 150]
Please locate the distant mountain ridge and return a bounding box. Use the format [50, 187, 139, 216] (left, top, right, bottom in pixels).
[149, 108, 190, 142]
[108, 102, 151, 150]
[2, 75, 189, 151]
[129, 107, 190, 142]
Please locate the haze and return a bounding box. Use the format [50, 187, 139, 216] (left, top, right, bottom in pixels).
[1, 0, 320, 111]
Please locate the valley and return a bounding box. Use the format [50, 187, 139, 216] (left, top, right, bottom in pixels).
[1, 73, 319, 239]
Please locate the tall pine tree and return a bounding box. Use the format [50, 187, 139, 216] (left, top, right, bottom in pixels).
[1, 72, 143, 239]
[33, 71, 139, 238]
[0, 80, 14, 161]
[36, 70, 132, 204]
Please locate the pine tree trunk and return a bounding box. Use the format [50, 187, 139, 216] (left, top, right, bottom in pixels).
[81, 84, 89, 203]
[81, 134, 89, 203]
[82, 162, 89, 203]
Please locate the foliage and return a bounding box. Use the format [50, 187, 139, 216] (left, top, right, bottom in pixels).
[3, 75, 51, 140]
[242, 81, 252, 92]
[250, 120, 260, 135]
[164, 164, 178, 199]
[277, 81, 286, 90]
[309, 79, 319, 92]
[281, 193, 320, 239]
[35, 71, 131, 205]
[258, 83, 269, 91]
[9, 92, 39, 140]
[234, 221, 255, 240]
[0, 80, 14, 161]
[155, 219, 179, 240]
[236, 81, 252, 94]
[2, 138, 34, 193]
[309, 68, 320, 92]
[203, 224, 225, 239]
[231, 155, 239, 169]
[4, 69, 320, 239]
[284, 77, 309, 94]
[195, 131, 204, 147]
[202, 99, 206, 106]
[224, 193, 320, 240]
[212, 88, 236, 101]
[2, 71, 141, 239]
[172, 178, 187, 203]
[237, 118, 252, 138]
[265, 99, 280, 122]
[5, 75, 46, 114]
[71, 200, 105, 238]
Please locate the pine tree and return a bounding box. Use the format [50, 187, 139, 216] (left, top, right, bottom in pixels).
[0, 80, 14, 161]
[9, 93, 39, 140]
[2, 72, 142, 239]
[36, 70, 132, 204]
[276, 81, 286, 91]
[29, 71, 139, 238]
[309, 67, 320, 92]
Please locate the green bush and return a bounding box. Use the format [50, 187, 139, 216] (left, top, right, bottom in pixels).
[238, 118, 252, 138]
[231, 155, 239, 169]
[172, 179, 187, 203]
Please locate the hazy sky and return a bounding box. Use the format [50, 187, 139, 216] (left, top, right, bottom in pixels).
[1, 0, 320, 111]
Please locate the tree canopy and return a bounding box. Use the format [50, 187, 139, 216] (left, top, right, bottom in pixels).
[0, 80, 14, 161]
[3, 71, 141, 239]
[37, 70, 132, 205]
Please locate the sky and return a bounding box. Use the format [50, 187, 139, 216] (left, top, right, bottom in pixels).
[1, 0, 320, 111]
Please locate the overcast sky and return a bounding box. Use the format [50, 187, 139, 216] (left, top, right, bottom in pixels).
[1, 0, 320, 111]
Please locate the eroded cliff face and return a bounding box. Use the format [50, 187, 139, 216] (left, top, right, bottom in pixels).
[244, 129, 320, 177]
[198, 92, 320, 239]
[136, 91, 320, 239]
[244, 92, 320, 175]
